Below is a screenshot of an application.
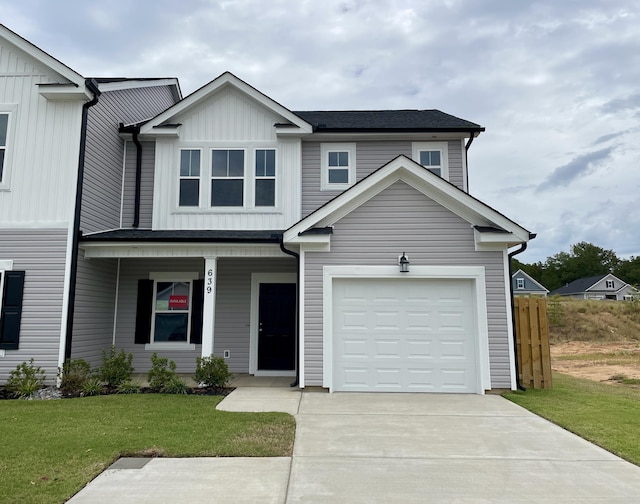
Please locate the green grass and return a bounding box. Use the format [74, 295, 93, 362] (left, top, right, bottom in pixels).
[0, 394, 295, 504]
[504, 373, 640, 465]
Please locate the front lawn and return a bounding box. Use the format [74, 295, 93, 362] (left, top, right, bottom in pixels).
[0, 394, 295, 504]
[503, 372, 640, 466]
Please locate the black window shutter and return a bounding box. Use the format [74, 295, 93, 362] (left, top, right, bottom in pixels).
[134, 279, 153, 344]
[190, 279, 204, 345]
[0, 271, 26, 350]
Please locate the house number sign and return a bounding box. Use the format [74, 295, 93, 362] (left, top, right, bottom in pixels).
[206, 268, 214, 294]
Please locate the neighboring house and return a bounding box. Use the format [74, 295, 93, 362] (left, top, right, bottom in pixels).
[512, 269, 548, 297]
[549, 274, 636, 301]
[1, 26, 536, 394]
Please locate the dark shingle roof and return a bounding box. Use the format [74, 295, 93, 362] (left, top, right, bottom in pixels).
[549, 275, 608, 296]
[293, 110, 484, 132]
[81, 229, 282, 243]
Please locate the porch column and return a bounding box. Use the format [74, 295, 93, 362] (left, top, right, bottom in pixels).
[201, 257, 217, 357]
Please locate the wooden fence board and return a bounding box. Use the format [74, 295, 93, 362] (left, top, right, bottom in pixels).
[514, 297, 552, 389]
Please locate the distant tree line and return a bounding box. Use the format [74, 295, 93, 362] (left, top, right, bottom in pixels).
[513, 241, 640, 292]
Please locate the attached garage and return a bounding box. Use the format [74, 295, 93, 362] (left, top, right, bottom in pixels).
[322, 266, 491, 394]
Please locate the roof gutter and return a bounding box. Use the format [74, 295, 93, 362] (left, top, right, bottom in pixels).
[64, 78, 101, 360]
[508, 242, 528, 391]
[277, 235, 301, 388]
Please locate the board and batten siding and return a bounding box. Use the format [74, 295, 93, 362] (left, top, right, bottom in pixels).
[121, 140, 155, 228]
[0, 40, 84, 225]
[69, 255, 118, 367]
[0, 228, 67, 383]
[82, 85, 177, 233]
[301, 140, 465, 217]
[151, 86, 302, 230]
[113, 257, 296, 373]
[303, 181, 510, 389]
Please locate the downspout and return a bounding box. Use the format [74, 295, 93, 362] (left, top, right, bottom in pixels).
[64, 79, 101, 359]
[508, 241, 528, 391]
[464, 131, 475, 192]
[132, 128, 142, 228]
[278, 235, 300, 388]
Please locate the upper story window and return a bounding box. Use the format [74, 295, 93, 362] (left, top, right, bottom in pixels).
[321, 143, 356, 191]
[0, 113, 8, 183]
[255, 149, 276, 207]
[516, 278, 525, 290]
[412, 142, 449, 180]
[179, 149, 201, 207]
[605, 280, 614, 289]
[211, 149, 244, 207]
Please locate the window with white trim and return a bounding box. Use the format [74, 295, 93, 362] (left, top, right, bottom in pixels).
[516, 278, 525, 289]
[412, 142, 449, 179]
[321, 143, 356, 190]
[211, 149, 244, 206]
[150, 275, 195, 344]
[179, 149, 201, 207]
[255, 149, 276, 206]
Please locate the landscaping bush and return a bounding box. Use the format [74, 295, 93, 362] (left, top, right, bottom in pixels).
[81, 377, 103, 397]
[58, 358, 93, 395]
[117, 381, 141, 394]
[195, 355, 232, 388]
[147, 353, 186, 393]
[7, 359, 46, 398]
[98, 346, 134, 388]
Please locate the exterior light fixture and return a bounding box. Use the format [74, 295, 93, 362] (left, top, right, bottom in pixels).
[399, 252, 410, 273]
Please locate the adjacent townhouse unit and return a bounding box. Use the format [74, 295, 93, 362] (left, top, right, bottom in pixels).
[1, 25, 535, 393]
[549, 274, 636, 301]
[511, 269, 548, 297]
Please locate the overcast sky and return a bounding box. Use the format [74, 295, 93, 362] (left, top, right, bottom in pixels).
[2, 0, 638, 263]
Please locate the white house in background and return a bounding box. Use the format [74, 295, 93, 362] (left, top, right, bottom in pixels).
[2, 24, 536, 394]
[511, 269, 549, 297]
[549, 273, 636, 301]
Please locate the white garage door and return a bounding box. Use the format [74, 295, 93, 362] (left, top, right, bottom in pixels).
[332, 277, 478, 393]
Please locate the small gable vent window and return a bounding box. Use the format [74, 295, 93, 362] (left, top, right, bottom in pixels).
[179, 149, 201, 207]
[211, 149, 244, 207]
[517, 278, 525, 290]
[321, 143, 356, 191]
[605, 280, 614, 289]
[255, 149, 276, 207]
[0, 113, 8, 183]
[412, 142, 449, 180]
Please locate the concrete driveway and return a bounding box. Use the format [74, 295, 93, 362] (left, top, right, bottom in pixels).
[69, 388, 640, 503]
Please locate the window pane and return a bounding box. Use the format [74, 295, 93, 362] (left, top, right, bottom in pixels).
[265, 149, 276, 176]
[228, 150, 244, 177]
[431, 151, 440, 165]
[0, 114, 7, 145]
[328, 151, 338, 166]
[0, 150, 4, 181]
[256, 149, 266, 176]
[255, 149, 276, 177]
[419, 151, 431, 166]
[156, 281, 190, 311]
[337, 151, 349, 166]
[154, 313, 188, 342]
[212, 150, 228, 177]
[211, 179, 243, 206]
[428, 167, 441, 177]
[179, 179, 199, 206]
[256, 179, 275, 206]
[328, 168, 349, 184]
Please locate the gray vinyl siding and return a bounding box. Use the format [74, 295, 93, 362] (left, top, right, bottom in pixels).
[303, 181, 510, 389]
[301, 140, 464, 216]
[113, 257, 295, 374]
[82, 86, 175, 234]
[70, 256, 118, 367]
[0, 228, 67, 384]
[121, 141, 155, 229]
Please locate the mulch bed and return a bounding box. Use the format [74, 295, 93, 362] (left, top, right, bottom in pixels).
[0, 385, 234, 400]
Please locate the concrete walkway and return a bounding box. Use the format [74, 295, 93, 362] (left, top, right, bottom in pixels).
[69, 388, 640, 503]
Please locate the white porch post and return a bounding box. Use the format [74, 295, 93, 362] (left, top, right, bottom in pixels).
[201, 257, 217, 357]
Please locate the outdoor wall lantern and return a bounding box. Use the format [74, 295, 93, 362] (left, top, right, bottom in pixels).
[399, 252, 410, 273]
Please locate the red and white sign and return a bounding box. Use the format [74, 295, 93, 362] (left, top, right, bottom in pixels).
[168, 295, 188, 309]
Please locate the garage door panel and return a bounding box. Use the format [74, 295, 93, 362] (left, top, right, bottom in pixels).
[333, 278, 478, 393]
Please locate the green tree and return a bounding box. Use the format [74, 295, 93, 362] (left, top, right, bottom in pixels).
[614, 256, 640, 287]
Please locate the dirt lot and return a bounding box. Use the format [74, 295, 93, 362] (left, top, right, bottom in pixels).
[551, 341, 640, 384]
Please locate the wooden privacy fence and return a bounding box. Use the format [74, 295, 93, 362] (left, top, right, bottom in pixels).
[514, 297, 553, 389]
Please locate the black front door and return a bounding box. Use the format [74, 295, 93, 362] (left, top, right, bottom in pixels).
[257, 283, 296, 371]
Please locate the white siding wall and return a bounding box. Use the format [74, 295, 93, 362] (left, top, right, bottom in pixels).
[303, 181, 510, 388]
[151, 86, 302, 230]
[122, 140, 155, 228]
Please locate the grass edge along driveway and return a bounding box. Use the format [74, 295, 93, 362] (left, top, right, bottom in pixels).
[503, 372, 640, 467]
[0, 394, 295, 504]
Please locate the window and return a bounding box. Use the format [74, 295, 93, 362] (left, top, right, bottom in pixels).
[516, 278, 525, 290]
[321, 143, 356, 190]
[0, 113, 7, 183]
[211, 149, 244, 206]
[0, 264, 25, 351]
[412, 142, 449, 179]
[179, 149, 201, 206]
[255, 149, 276, 206]
[605, 280, 614, 289]
[152, 280, 191, 343]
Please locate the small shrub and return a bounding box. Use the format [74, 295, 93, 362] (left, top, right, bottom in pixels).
[81, 377, 103, 397]
[58, 359, 93, 395]
[117, 381, 140, 394]
[195, 355, 232, 388]
[7, 359, 46, 398]
[162, 376, 189, 394]
[98, 346, 134, 388]
[147, 353, 182, 392]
